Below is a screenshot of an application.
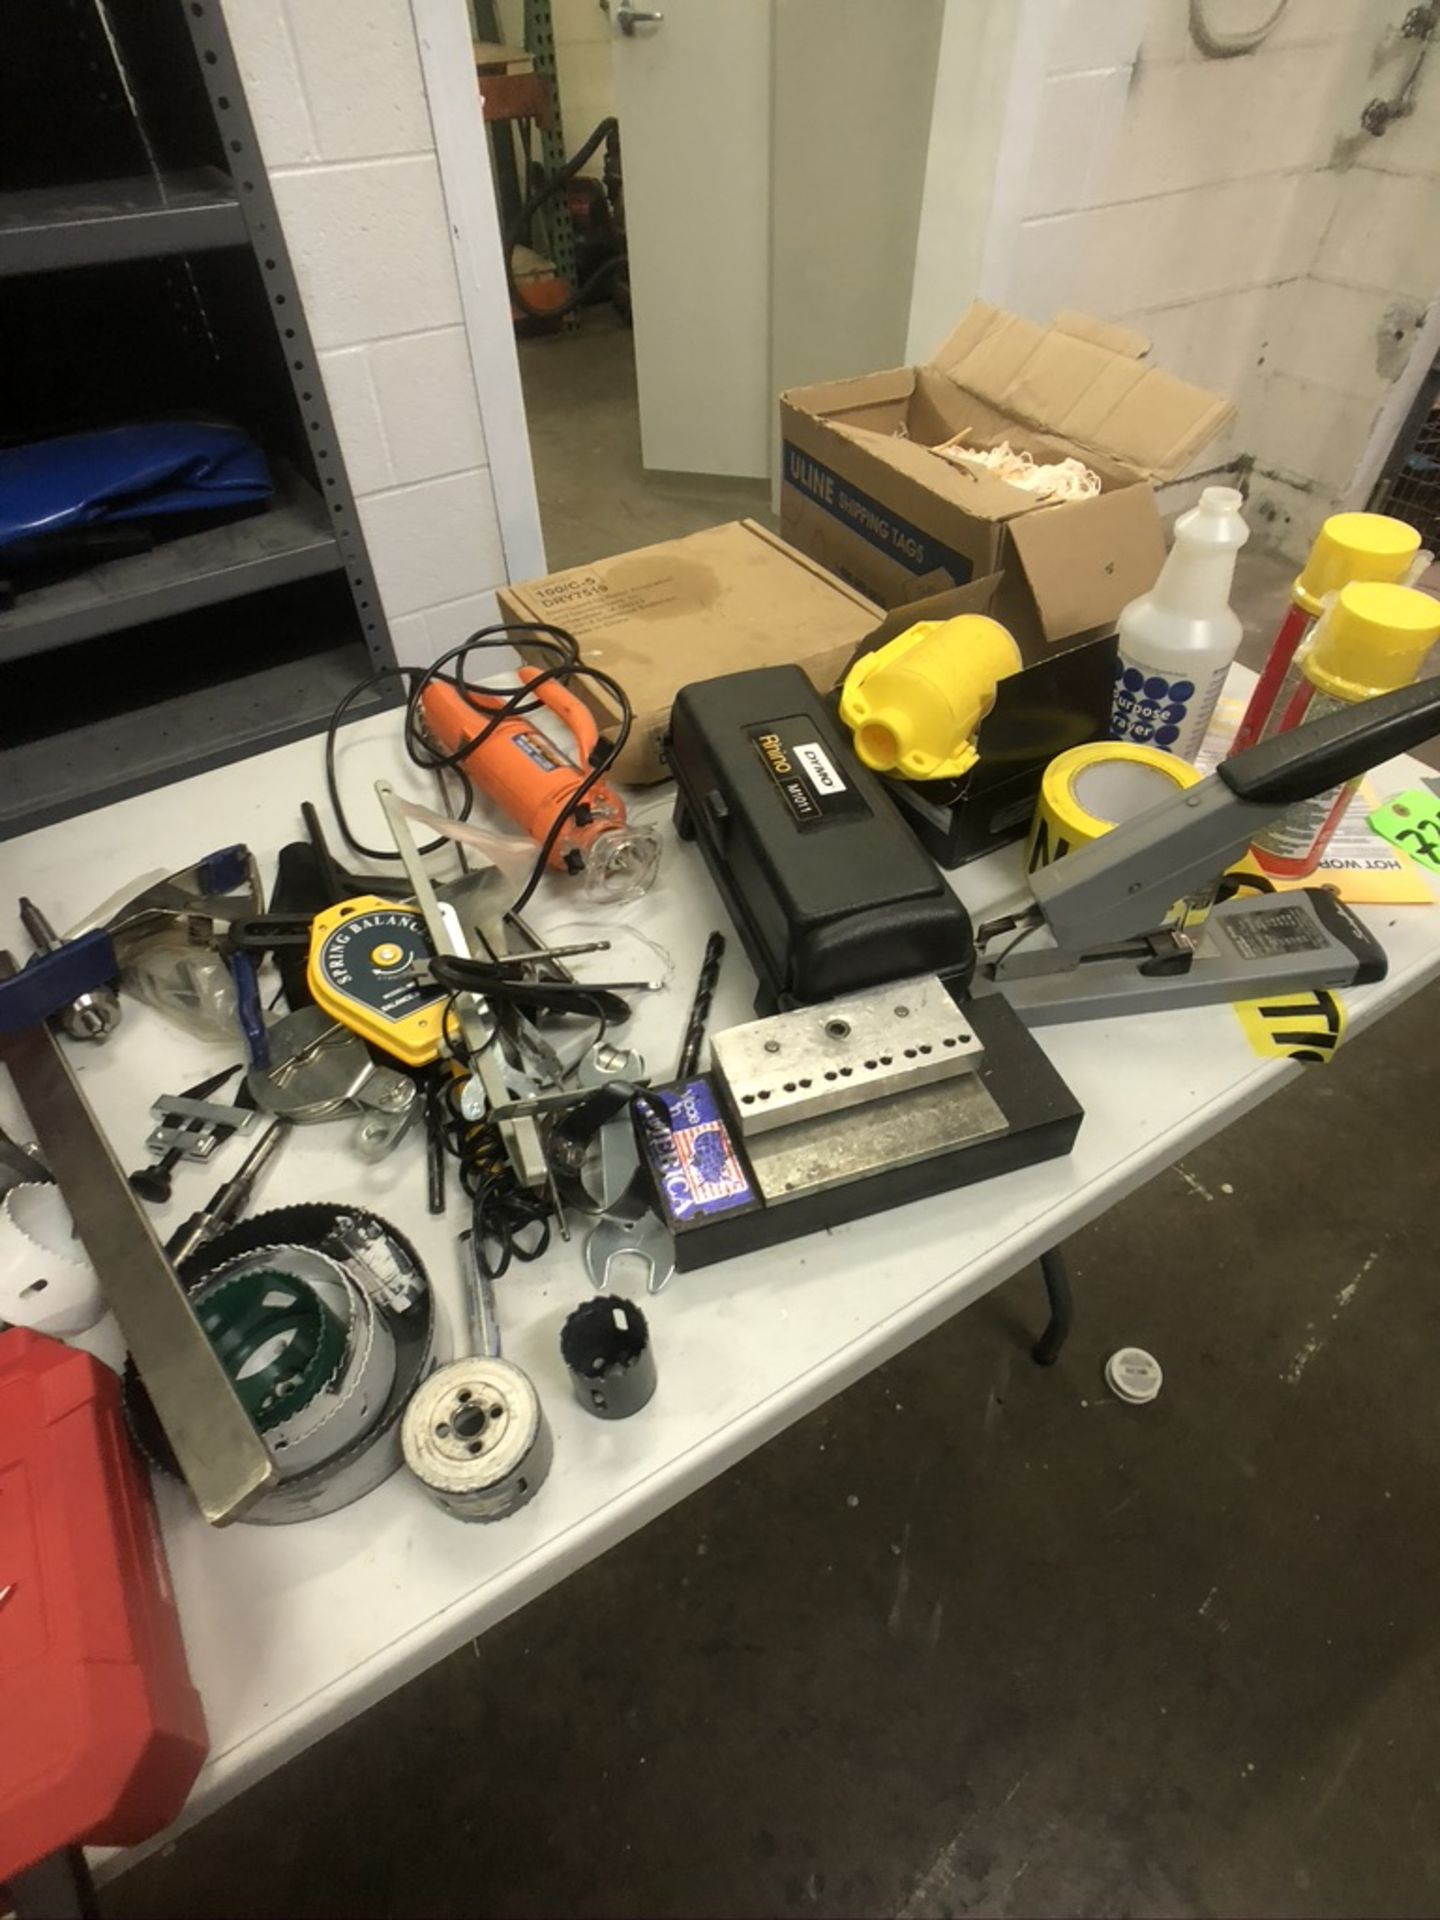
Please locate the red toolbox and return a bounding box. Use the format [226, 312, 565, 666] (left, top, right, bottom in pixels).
[0, 1327, 208, 1881]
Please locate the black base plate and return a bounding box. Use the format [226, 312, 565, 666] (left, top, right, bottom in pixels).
[651, 994, 1082, 1271]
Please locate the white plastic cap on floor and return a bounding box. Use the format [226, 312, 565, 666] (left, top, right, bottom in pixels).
[1105, 1347, 1163, 1405]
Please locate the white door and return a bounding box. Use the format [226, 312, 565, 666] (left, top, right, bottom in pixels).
[601, 0, 772, 477]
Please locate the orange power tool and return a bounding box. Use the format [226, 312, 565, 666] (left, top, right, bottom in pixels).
[420, 667, 661, 901]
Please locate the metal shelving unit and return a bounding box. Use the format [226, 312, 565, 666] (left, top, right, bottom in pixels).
[523, 0, 579, 332]
[0, 460, 337, 662]
[3, 646, 386, 839]
[0, 167, 246, 276]
[0, 0, 395, 841]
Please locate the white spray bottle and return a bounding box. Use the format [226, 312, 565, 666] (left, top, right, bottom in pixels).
[1108, 485, 1250, 761]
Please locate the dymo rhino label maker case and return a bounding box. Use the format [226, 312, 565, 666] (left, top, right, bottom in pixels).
[667, 665, 976, 1014]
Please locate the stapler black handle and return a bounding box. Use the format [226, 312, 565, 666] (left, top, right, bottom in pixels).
[1219, 675, 1440, 807]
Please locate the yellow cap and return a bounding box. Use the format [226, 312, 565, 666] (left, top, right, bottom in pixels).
[840, 613, 1022, 781]
[1305, 580, 1440, 701]
[1293, 512, 1420, 616]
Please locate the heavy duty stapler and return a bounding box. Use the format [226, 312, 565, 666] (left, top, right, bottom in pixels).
[970, 675, 1440, 1023]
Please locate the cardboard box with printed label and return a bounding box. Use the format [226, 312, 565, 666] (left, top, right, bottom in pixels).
[779, 303, 1234, 641]
[498, 519, 884, 784]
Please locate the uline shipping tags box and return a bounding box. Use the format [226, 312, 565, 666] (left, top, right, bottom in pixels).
[779, 302, 1234, 644]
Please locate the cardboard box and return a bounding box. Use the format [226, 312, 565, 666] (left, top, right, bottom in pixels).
[497, 519, 883, 784]
[836, 579, 1118, 867]
[780, 303, 1234, 640]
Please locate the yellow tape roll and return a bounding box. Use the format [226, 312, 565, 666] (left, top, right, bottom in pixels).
[1025, 742, 1202, 876]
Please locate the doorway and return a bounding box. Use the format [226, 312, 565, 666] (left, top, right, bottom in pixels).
[466, 0, 942, 574]
[472, 0, 772, 571]
[516, 315, 772, 571]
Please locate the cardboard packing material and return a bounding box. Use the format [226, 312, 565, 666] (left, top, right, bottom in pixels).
[498, 519, 883, 784]
[837, 578, 1117, 867]
[780, 303, 1235, 640]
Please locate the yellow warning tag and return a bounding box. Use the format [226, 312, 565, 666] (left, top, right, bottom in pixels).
[1232, 988, 1347, 1064]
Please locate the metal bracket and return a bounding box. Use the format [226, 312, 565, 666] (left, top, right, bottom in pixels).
[711, 978, 983, 1138]
[375, 782, 548, 1190]
[584, 1212, 675, 1294]
[147, 1094, 256, 1161]
[246, 1006, 419, 1159]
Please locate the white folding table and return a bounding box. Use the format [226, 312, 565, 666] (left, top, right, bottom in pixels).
[3, 679, 1437, 1874]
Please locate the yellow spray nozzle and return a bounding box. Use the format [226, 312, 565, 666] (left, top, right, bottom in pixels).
[839, 613, 1022, 781]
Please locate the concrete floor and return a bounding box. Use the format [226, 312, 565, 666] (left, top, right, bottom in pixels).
[516, 311, 773, 569]
[110, 315, 1440, 1920]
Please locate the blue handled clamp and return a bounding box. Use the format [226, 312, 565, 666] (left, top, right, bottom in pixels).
[0, 930, 120, 1035]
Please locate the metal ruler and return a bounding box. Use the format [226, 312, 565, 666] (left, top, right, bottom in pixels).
[0, 956, 272, 1524]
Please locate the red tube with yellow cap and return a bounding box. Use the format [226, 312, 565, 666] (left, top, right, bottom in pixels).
[1231, 511, 1421, 757]
[1249, 580, 1440, 878]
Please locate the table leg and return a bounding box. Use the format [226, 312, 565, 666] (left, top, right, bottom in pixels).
[7, 1847, 100, 1920]
[1031, 1246, 1072, 1367]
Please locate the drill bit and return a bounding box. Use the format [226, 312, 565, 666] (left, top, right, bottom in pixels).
[676, 932, 726, 1078]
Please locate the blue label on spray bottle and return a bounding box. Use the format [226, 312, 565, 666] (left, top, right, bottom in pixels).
[1108, 656, 1227, 757]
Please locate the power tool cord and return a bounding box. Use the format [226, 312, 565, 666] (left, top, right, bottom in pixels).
[433, 1046, 558, 1282]
[324, 623, 635, 918]
[437, 940, 616, 1279]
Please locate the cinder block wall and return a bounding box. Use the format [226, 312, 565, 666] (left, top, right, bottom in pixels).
[1249, 32, 1440, 548]
[221, 0, 513, 662]
[1001, 0, 1440, 559]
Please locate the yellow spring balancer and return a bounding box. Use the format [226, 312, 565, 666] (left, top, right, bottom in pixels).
[839, 613, 1023, 782]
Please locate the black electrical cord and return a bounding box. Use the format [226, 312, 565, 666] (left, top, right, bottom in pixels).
[473, 1176, 550, 1283]
[324, 622, 634, 919]
[431, 965, 613, 1278]
[324, 664, 473, 862]
[434, 1058, 555, 1281]
[428, 954, 631, 1027]
[431, 966, 610, 1281]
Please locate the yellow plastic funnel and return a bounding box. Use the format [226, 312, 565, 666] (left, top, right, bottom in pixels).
[839, 613, 1022, 781]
